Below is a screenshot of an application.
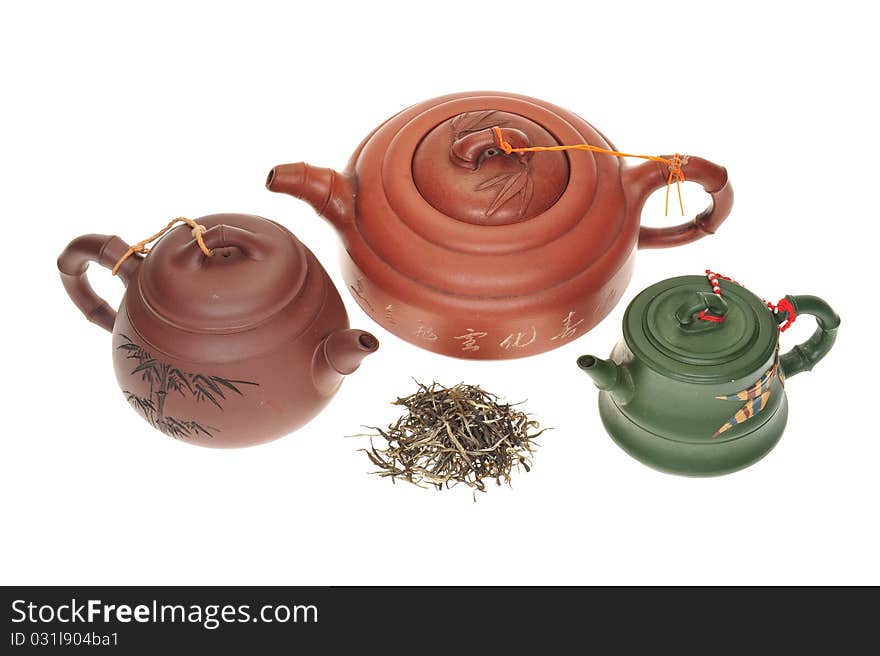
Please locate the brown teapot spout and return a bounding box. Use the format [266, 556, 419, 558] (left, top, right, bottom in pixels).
[313, 328, 379, 394]
[266, 163, 356, 231]
[323, 328, 379, 374]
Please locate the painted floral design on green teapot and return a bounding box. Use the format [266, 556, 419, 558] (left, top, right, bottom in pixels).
[577, 274, 840, 476]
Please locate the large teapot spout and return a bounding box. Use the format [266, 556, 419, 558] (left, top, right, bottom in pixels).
[577, 355, 634, 405]
[266, 163, 356, 231]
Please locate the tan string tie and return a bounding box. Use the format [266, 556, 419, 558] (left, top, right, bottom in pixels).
[112, 216, 213, 275]
[492, 126, 688, 216]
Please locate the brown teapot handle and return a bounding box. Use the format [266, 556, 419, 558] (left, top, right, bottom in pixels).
[57, 234, 139, 332]
[627, 156, 733, 249]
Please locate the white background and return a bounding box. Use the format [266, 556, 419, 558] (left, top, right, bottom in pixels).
[1, 1, 877, 585]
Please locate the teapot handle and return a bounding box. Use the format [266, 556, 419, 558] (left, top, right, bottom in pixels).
[626, 156, 733, 249]
[778, 295, 840, 379]
[57, 234, 139, 333]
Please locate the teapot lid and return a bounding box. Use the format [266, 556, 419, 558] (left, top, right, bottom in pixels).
[138, 214, 308, 333]
[623, 275, 780, 383]
[411, 110, 570, 226]
[340, 92, 626, 299]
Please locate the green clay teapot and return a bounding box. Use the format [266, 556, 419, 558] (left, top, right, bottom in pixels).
[577, 273, 840, 476]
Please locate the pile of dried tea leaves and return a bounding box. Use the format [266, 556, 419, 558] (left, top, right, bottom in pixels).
[359, 381, 546, 495]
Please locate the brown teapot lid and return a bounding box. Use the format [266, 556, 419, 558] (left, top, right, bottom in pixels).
[349, 93, 618, 293]
[139, 213, 308, 333]
[412, 110, 569, 226]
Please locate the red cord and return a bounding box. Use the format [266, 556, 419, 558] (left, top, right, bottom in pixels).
[768, 297, 797, 332]
[698, 309, 726, 323]
[702, 269, 797, 331]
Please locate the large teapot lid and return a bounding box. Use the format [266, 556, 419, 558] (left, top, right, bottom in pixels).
[411, 110, 570, 226]
[343, 92, 627, 299]
[623, 275, 780, 383]
[139, 214, 309, 333]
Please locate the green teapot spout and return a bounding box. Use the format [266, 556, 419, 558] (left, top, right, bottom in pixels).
[577, 355, 634, 405]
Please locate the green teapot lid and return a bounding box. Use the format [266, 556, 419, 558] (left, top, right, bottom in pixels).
[623, 275, 779, 383]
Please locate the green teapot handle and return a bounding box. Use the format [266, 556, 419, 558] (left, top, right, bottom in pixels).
[779, 295, 840, 379]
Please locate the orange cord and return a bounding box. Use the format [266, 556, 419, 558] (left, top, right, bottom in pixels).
[492, 126, 687, 216]
[112, 217, 213, 275]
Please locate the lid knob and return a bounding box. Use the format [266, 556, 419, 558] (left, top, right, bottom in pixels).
[675, 291, 729, 331]
[411, 109, 570, 226]
[449, 127, 531, 169]
[170, 224, 272, 271]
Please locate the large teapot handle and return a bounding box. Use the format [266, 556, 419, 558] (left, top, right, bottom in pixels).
[57, 234, 139, 332]
[625, 156, 733, 249]
[778, 295, 840, 379]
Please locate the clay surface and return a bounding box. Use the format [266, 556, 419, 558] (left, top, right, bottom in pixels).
[58, 213, 378, 447]
[268, 91, 734, 359]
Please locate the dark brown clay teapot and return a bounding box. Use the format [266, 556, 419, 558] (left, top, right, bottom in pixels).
[267, 91, 733, 359]
[58, 213, 379, 448]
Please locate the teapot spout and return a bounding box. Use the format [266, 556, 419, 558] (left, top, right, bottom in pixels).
[266, 163, 356, 232]
[312, 329, 379, 395]
[577, 355, 634, 405]
[322, 328, 379, 374]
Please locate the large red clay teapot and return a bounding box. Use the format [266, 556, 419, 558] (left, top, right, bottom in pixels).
[267, 91, 733, 359]
[58, 213, 379, 448]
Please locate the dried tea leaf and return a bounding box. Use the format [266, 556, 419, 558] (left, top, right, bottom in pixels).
[356, 381, 546, 496]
